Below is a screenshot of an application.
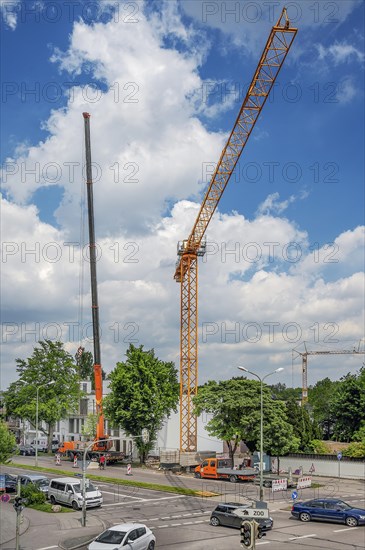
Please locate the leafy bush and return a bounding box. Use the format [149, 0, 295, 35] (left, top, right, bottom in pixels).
[20, 484, 46, 505]
[307, 439, 330, 454]
[342, 442, 365, 458]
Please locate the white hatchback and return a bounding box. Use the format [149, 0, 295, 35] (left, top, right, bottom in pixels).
[88, 523, 155, 550]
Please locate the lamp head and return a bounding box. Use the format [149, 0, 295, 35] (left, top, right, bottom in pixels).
[237, 366, 248, 373]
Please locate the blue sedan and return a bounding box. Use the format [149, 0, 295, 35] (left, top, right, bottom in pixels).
[291, 499, 365, 527]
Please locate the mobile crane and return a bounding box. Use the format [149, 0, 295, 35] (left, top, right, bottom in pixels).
[59, 114, 124, 462]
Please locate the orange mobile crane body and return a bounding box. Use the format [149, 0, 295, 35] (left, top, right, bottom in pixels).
[174, 8, 298, 452]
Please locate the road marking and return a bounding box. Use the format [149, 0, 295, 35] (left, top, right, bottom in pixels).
[101, 490, 142, 499]
[257, 542, 271, 546]
[333, 527, 358, 532]
[102, 495, 187, 507]
[37, 547, 58, 550]
[289, 534, 317, 540]
[171, 523, 182, 526]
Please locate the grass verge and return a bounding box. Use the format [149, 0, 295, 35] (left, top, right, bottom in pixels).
[28, 503, 74, 513]
[9, 462, 201, 497]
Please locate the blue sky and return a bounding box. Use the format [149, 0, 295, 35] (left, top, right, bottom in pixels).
[1, 0, 364, 390]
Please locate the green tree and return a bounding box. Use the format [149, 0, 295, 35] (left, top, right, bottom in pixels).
[81, 414, 98, 439]
[75, 347, 106, 389]
[192, 377, 299, 466]
[270, 383, 301, 402]
[331, 369, 365, 442]
[0, 420, 16, 463]
[3, 341, 80, 452]
[104, 344, 179, 463]
[308, 377, 339, 439]
[285, 398, 320, 451]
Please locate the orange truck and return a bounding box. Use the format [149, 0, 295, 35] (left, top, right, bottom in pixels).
[195, 457, 256, 483]
[58, 440, 125, 464]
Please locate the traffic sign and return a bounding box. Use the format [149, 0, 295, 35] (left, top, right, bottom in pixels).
[337, 452, 342, 460]
[1, 493, 10, 503]
[291, 490, 298, 500]
[141, 428, 149, 444]
[234, 507, 270, 519]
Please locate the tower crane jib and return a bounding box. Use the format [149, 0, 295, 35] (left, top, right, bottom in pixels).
[174, 8, 298, 453]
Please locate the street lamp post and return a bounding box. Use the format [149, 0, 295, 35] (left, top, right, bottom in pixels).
[35, 381, 55, 467]
[237, 366, 284, 501]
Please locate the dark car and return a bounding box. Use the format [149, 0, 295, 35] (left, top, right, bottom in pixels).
[291, 498, 365, 527]
[210, 502, 273, 530]
[17, 444, 36, 456]
[2, 473, 18, 493]
[18, 475, 50, 496]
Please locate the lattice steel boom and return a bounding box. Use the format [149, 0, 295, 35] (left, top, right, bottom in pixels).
[175, 8, 297, 453]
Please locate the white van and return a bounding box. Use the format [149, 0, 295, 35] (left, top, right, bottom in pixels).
[31, 439, 48, 452]
[48, 477, 103, 510]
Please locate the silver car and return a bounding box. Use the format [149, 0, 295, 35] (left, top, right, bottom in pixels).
[88, 523, 156, 550]
[18, 474, 49, 495]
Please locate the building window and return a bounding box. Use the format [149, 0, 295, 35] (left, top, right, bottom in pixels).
[69, 419, 74, 433]
[80, 398, 88, 416]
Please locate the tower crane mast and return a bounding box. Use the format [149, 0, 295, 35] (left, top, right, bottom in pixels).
[174, 8, 298, 453]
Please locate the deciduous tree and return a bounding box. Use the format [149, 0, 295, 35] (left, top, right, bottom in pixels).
[0, 420, 16, 463]
[104, 344, 179, 463]
[3, 340, 80, 452]
[193, 377, 299, 466]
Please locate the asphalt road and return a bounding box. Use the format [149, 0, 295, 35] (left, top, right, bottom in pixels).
[3, 457, 365, 550]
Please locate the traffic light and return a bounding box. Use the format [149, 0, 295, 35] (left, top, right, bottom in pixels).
[240, 520, 253, 549]
[13, 496, 24, 512]
[254, 521, 266, 539]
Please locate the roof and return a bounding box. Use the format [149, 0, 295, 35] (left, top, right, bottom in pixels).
[20, 474, 48, 480]
[49, 477, 82, 483]
[108, 523, 147, 531]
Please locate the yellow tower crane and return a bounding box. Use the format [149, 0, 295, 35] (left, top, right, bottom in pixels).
[174, 8, 298, 453]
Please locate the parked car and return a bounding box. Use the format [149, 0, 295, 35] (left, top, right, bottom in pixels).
[18, 474, 50, 496]
[210, 502, 273, 530]
[2, 473, 17, 493]
[48, 477, 103, 510]
[88, 523, 155, 550]
[291, 498, 365, 527]
[17, 444, 35, 456]
[30, 439, 48, 452]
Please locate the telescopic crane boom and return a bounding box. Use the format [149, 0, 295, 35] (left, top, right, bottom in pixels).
[83, 112, 108, 451]
[174, 8, 298, 453]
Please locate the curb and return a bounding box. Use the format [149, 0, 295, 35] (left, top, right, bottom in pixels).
[58, 519, 109, 550]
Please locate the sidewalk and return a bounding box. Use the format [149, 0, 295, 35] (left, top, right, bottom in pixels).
[0, 502, 107, 550]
